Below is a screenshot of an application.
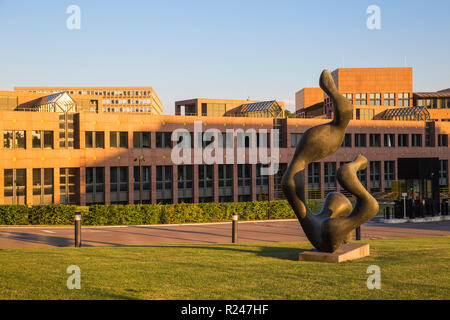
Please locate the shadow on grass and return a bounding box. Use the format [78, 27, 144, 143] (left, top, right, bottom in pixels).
[88, 289, 140, 300]
[120, 243, 312, 261]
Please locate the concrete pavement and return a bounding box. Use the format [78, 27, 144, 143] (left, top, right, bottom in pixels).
[0, 220, 449, 249]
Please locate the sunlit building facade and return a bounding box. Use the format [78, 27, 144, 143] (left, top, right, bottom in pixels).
[14, 86, 163, 115]
[0, 68, 447, 216]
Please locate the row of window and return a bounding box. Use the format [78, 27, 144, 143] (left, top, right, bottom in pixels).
[3, 164, 264, 205]
[341, 133, 446, 148]
[417, 98, 450, 109]
[342, 93, 410, 106]
[310, 161, 395, 188]
[102, 99, 152, 105]
[102, 107, 152, 113]
[291, 133, 449, 148]
[87, 131, 271, 149]
[4, 131, 54, 149]
[4, 160, 448, 205]
[3, 130, 448, 150]
[306, 160, 449, 199]
[24, 90, 152, 97]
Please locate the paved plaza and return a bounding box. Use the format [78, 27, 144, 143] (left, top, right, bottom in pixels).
[0, 220, 449, 248]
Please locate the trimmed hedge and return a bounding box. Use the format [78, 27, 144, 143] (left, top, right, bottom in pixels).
[0, 200, 320, 226]
[30, 205, 78, 225]
[0, 206, 29, 225]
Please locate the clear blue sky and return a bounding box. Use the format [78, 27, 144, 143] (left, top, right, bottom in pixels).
[0, 0, 449, 113]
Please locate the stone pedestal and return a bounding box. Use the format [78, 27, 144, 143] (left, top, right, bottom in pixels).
[299, 243, 370, 263]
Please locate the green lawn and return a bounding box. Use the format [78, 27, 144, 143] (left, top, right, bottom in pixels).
[0, 237, 449, 300]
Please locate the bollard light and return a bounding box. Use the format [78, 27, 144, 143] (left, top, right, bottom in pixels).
[355, 226, 361, 241]
[232, 212, 239, 243]
[75, 211, 82, 248]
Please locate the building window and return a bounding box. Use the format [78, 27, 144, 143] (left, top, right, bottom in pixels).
[218, 164, 233, 188]
[341, 134, 352, 147]
[110, 132, 128, 148]
[398, 93, 410, 106]
[218, 164, 233, 203]
[370, 161, 381, 190]
[384, 134, 395, 147]
[110, 167, 128, 204]
[355, 93, 367, 105]
[274, 163, 287, 191]
[86, 167, 105, 205]
[4, 130, 26, 149]
[384, 93, 396, 106]
[85, 131, 105, 148]
[369, 93, 381, 106]
[156, 132, 172, 148]
[412, 134, 422, 147]
[369, 134, 381, 147]
[156, 166, 172, 204]
[219, 132, 233, 149]
[256, 164, 269, 187]
[60, 168, 78, 204]
[133, 166, 150, 204]
[32, 168, 54, 205]
[308, 162, 321, 199]
[199, 165, 214, 203]
[238, 164, 251, 187]
[199, 165, 213, 189]
[398, 134, 409, 147]
[198, 132, 215, 149]
[257, 132, 270, 148]
[237, 164, 251, 202]
[290, 133, 303, 148]
[324, 162, 336, 191]
[237, 132, 252, 149]
[355, 134, 367, 147]
[439, 160, 448, 186]
[58, 113, 75, 149]
[356, 108, 375, 120]
[176, 131, 193, 149]
[32, 131, 53, 149]
[178, 165, 193, 203]
[133, 132, 151, 148]
[384, 161, 395, 189]
[357, 168, 367, 188]
[4, 169, 26, 205]
[256, 164, 269, 201]
[343, 93, 353, 104]
[418, 99, 432, 108]
[438, 134, 448, 147]
[431, 99, 438, 109]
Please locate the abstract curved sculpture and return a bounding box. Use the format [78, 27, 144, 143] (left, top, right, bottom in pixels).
[281, 70, 379, 253]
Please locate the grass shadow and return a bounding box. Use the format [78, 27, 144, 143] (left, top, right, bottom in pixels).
[120, 243, 310, 261]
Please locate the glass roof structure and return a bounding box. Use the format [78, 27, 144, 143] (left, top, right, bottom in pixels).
[16, 92, 76, 113]
[235, 100, 284, 118]
[375, 106, 431, 121]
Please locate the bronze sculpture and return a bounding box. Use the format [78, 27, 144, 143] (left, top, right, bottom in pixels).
[281, 70, 378, 253]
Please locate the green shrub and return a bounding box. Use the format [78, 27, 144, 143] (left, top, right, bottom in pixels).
[0, 205, 29, 225]
[29, 205, 77, 225]
[0, 200, 301, 226]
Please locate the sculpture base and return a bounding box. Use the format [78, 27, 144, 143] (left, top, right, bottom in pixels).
[298, 243, 370, 263]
